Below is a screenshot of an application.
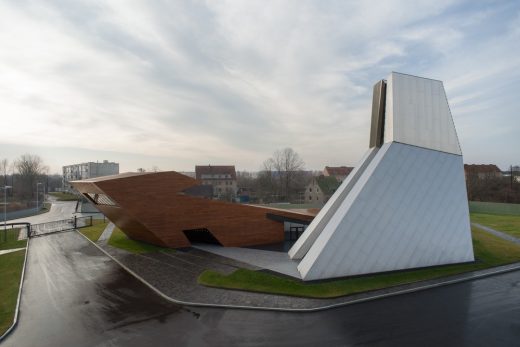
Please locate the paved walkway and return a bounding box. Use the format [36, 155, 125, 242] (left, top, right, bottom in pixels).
[0, 247, 25, 256]
[472, 222, 520, 244]
[17, 227, 28, 240]
[97, 222, 115, 244]
[8, 201, 77, 225]
[194, 244, 301, 278]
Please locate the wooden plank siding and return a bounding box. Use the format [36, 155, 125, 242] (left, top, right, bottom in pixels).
[72, 171, 315, 248]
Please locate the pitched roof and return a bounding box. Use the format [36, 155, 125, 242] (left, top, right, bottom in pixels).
[324, 166, 353, 177]
[464, 164, 501, 173]
[195, 165, 237, 180]
[316, 176, 341, 195]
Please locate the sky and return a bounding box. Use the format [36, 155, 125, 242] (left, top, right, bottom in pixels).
[0, 0, 519, 174]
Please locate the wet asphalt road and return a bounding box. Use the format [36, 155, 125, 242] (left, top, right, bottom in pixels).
[3, 231, 520, 347]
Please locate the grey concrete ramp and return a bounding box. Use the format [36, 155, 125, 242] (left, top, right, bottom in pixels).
[193, 244, 301, 278]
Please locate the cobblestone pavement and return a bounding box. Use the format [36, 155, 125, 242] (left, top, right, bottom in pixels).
[97, 238, 520, 310]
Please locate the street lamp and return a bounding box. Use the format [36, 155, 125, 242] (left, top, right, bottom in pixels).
[36, 182, 42, 213]
[1, 185, 12, 232]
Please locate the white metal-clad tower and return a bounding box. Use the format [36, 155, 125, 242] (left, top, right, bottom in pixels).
[289, 72, 474, 281]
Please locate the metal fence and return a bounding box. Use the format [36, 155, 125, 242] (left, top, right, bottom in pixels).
[29, 216, 93, 238]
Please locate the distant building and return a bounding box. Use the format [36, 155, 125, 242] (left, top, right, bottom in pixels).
[195, 165, 237, 200]
[323, 166, 353, 183]
[179, 171, 196, 179]
[502, 165, 520, 183]
[304, 175, 341, 205]
[63, 160, 119, 191]
[464, 164, 502, 180]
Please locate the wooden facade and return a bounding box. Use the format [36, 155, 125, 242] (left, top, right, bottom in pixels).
[72, 171, 315, 248]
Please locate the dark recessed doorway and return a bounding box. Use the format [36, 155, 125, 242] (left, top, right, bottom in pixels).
[183, 228, 222, 245]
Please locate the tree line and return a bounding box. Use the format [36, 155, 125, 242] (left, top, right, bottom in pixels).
[466, 171, 520, 204]
[237, 148, 313, 204]
[0, 154, 61, 209]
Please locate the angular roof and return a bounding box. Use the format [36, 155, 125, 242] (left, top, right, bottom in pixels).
[324, 166, 353, 177]
[195, 165, 236, 180]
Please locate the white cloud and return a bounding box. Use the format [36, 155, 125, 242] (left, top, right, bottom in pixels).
[0, 0, 519, 172]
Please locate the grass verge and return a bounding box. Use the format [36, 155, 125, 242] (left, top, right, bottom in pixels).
[48, 192, 80, 201]
[471, 213, 520, 238]
[78, 220, 109, 242]
[0, 250, 25, 336]
[469, 201, 520, 216]
[0, 229, 27, 251]
[198, 227, 520, 298]
[108, 228, 171, 254]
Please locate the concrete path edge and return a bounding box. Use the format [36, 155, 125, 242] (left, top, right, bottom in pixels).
[75, 229, 520, 312]
[0, 237, 30, 342]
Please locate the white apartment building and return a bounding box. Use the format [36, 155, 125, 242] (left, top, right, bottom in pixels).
[63, 160, 119, 191]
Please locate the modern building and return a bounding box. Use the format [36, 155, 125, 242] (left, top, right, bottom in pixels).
[71, 171, 314, 248]
[289, 72, 475, 280]
[72, 72, 475, 282]
[63, 160, 119, 191]
[304, 176, 341, 205]
[323, 166, 353, 183]
[195, 165, 237, 200]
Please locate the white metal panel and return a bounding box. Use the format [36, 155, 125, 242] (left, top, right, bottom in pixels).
[288, 146, 379, 259]
[384, 72, 462, 155]
[297, 142, 473, 280]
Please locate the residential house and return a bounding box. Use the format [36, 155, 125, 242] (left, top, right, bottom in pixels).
[323, 166, 354, 183]
[195, 165, 237, 200]
[464, 164, 502, 180]
[304, 175, 341, 205]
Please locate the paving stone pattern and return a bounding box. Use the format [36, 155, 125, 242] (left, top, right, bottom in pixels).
[97, 241, 520, 310]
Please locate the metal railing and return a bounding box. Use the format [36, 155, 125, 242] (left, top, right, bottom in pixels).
[29, 216, 93, 238]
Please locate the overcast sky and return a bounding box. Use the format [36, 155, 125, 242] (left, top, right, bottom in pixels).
[1, 0, 519, 174]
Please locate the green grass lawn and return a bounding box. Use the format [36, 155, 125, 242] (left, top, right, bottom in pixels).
[0, 229, 27, 251]
[0, 250, 26, 336]
[471, 213, 520, 238]
[469, 201, 520, 215]
[198, 227, 520, 298]
[48, 192, 80, 201]
[108, 228, 171, 254]
[78, 220, 109, 242]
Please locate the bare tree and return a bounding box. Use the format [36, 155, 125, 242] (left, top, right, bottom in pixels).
[257, 148, 305, 202]
[15, 154, 49, 200]
[272, 148, 305, 201]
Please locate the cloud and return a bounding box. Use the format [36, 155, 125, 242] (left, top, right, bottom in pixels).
[0, 0, 519, 173]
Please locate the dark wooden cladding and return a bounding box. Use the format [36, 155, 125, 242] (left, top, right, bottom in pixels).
[369, 79, 387, 148]
[72, 171, 315, 248]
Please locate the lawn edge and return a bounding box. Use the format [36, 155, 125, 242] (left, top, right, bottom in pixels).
[0, 238, 30, 342]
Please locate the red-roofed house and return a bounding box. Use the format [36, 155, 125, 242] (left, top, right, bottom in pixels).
[464, 164, 502, 180]
[323, 166, 354, 183]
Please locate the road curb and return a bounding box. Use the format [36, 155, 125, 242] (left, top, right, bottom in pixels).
[0, 237, 30, 341]
[75, 230, 520, 312]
